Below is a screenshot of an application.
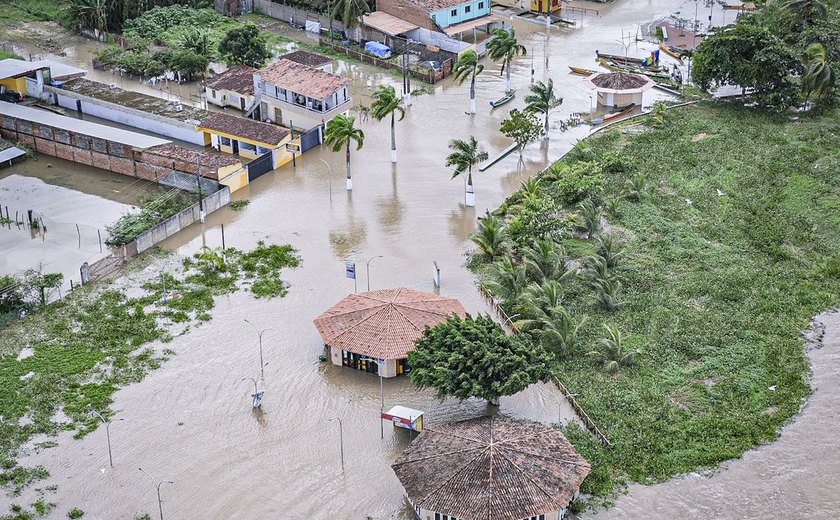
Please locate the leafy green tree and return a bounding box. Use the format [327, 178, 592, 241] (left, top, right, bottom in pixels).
[445, 136, 488, 206]
[170, 49, 209, 81]
[524, 79, 563, 139]
[486, 27, 526, 93]
[324, 114, 365, 190]
[218, 24, 269, 68]
[588, 324, 641, 375]
[691, 20, 802, 110]
[180, 28, 213, 59]
[369, 85, 405, 163]
[331, 0, 371, 39]
[470, 214, 508, 262]
[500, 109, 542, 162]
[408, 314, 553, 404]
[453, 49, 484, 114]
[782, 0, 828, 27]
[802, 43, 836, 104]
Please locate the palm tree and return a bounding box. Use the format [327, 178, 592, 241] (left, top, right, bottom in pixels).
[370, 85, 405, 163]
[514, 280, 564, 330]
[470, 214, 508, 262]
[453, 50, 484, 114]
[331, 0, 371, 41]
[538, 307, 585, 358]
[624, 173, 647, 201]
[181, 28, 213, 59]
[783, 0, 828, 26]
[524, 79, 563, 139]
[485, 257, 527, 307]
[324, 114, 365, 191]
[445, 136, 488, 207]
[66, 0, 107, 37]
[595, 234, 624, 268]
[577, 199, 602, 239]
[802, 43, 836, 104]
[486, 27, 526, 93]
[522, 238, 570, 284]
[588, 324, 641, 375]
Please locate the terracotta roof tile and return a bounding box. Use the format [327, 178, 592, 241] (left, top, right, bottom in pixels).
[279, 50, 333, 68]
[203, 65, 256, 95]
[313, 288, 466, 359]
[392, 416, 591, 520]
[257, 58, 350, 100]
[197, 112, 290, 146]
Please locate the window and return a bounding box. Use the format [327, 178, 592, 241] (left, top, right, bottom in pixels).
[240, 141, 257, 153]
[478, 1, 484, 8]
[219, 136, 231, 146]
[256, 145, 272, 155]
[210, 89, 216, 99]
[451, 8, 457, 16]
[464, 5, 470, 12]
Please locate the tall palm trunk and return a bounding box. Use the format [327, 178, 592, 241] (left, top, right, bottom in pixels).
[345, 142, 352, 190]
[544, 113, 549, 139]
[465, 165, 475, 207]
[390, 111, 397, 163]
[470, 75, 477, 114]
[505, 58, 512, 92]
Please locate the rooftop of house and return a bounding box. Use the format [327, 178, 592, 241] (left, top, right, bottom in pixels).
[0, 58, 87, 81]
[362, 11, 419, 36]
[279, 50, 333, 69]
[256, 59, 350, 101]
[203, 65, 256, 96]
[407, 0, 474, 12]
[585, 72, 656, 93]
[144, 143, 241, 178]
[196, 113, 291, 147]
[54, 78, 212, 125]
[392, 415, 591, 520]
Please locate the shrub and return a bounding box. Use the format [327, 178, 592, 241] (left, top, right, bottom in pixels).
[551, 161, 605, 205]
[106, 190, 193, 246]
[68, 508, 84, 519]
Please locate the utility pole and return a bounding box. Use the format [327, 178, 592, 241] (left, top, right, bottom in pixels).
[329, 416, 344, 467]
[195, 157, 205, 223]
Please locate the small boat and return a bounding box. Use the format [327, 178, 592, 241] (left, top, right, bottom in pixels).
[590, 103, 636, 125]
[595, 51, 645, 65]
[659, 42, 685, 63]
[490, 90, 516, 108]
[569, 66, 597, 76]
[652, 83, 682, 96]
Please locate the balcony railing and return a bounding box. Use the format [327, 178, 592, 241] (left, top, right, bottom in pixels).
[260, 88, 351, 115]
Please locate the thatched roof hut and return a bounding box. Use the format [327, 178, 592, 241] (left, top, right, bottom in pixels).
[392, 415, 590, 520]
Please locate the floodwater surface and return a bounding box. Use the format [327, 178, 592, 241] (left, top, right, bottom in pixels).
[4, 1, 839, 519]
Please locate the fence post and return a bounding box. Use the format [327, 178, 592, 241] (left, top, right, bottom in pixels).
[76, 223, 81, 248]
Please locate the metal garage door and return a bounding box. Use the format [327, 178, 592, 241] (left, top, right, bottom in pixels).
[247, 152, 273, 181]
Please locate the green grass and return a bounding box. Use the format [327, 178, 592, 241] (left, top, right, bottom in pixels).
[0, 243, 299, 503]
[0, 0, 67, 29]
[473, 102, 840, 500]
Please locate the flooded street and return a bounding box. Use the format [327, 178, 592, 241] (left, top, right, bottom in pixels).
[4, 0, 839, 518]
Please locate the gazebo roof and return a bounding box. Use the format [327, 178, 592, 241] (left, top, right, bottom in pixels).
[584, 72, 656, 94]
[392, 415, 591, 520]
[313, 288, 466, 360]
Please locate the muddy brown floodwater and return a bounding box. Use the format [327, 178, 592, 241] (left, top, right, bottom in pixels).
[3, 1, 839, 518]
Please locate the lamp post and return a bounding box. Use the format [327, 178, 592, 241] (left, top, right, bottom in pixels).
[242, 372, 265, 408]
[138, 468, 173, 520]
[244, 319, 271, 380]
[365, 255, 383, 292]
[329, 416, 344, 467]
[530, 43, 538, 83]
[89, 409, 122, 469]
[319, 158, 333, 203]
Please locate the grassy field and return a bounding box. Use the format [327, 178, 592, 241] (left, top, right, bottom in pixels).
[0, 243, 298, 516]
[472, 101, 840, 501]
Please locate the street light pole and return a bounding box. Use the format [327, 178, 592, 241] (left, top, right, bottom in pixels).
[365, 255, 383, 292]
[530, 43, 538, 83]
[244, 319, 271, 380]
[329, 416, 344, 467]
[138, 468, 173, 520]
[319, 158, 333, 203]
[90, 409, 122, 469]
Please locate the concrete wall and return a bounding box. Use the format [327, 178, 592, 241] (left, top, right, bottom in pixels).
[253, 0, 347, 33]
[378, 0, 437, 31]
[135, 187, 231, 253]
[50, 89, 205, 145]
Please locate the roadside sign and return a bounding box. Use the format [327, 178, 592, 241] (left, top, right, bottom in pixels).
[345, 261, 356, 279]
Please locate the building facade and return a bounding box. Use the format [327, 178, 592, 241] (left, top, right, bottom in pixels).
[378, 0, 491, 31]
[204, 65, 256, 112]
[253, 58, 351, 131]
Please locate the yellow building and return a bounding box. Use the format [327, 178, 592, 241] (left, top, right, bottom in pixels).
[0, 59, 85, 98]
[196, 113, 295, 191]
[530, 0, 560, 14]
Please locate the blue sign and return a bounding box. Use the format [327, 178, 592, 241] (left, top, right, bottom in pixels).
[345, 261, 356, 279]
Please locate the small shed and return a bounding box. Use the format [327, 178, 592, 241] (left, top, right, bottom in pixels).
[382, 405, 424, 432]
[584, 72, 655, 108]
[392, 415, 591, 520]
[313, 288, 466, 378]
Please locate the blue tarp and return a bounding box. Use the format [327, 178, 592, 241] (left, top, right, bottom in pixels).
[364, 41, 391, 58]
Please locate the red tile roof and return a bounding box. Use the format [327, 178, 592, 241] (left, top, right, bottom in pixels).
[257, 58, 350, 100]
[392, 415, 591, 520]
[197, 113, 290, 146]
[313, 288, 467, 359]
[279, 50, 333, 68]
[203, 65, 256, 96]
